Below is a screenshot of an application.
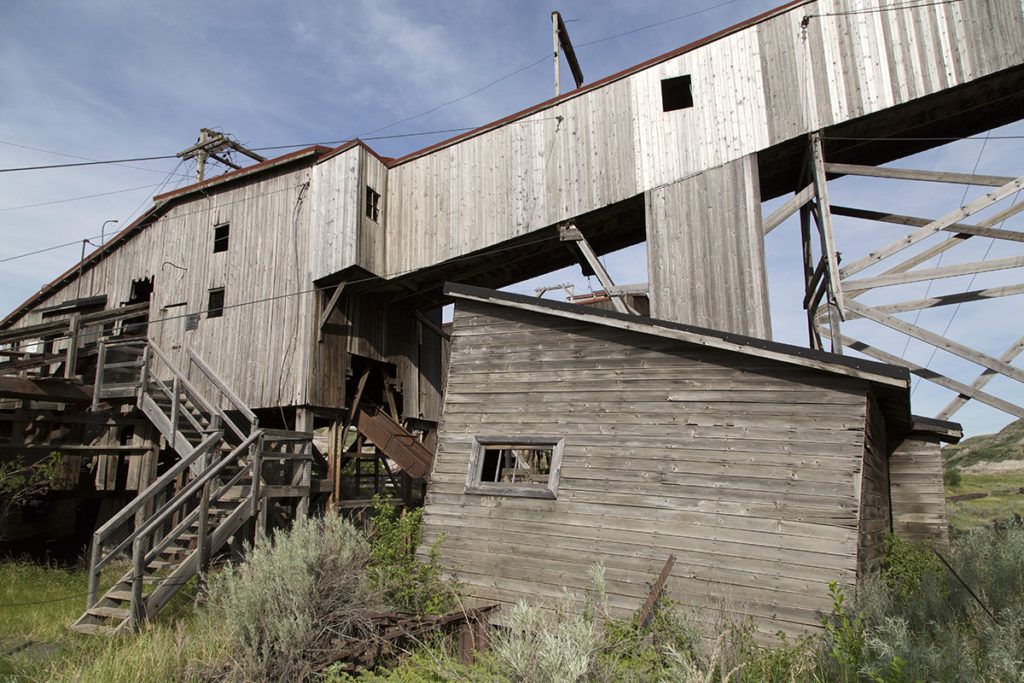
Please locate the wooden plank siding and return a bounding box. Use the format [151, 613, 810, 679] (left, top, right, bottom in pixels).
[646, 154, 771, 336]
[381, 0, 1024, 283]
[889, 435, 949, 544]
[421, 299, 886, 637]
[7, 165, 319, 411]
[858, 394, 891, 576]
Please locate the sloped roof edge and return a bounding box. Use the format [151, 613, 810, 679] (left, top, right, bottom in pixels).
[443, 282, 910, 389]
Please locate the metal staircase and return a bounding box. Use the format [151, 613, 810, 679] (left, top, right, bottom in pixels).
[71, 338, 313, 635]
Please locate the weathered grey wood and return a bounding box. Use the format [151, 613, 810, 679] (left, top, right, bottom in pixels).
[317, 283, 346, 343]
[809, 133, 845, 316]
[938, 334, 1024, 420]
[646, 154, 771, 338]
[763, 183, 814, 235]
[839, 175, 1024, 278]
[560, 224, 631, 315]
[842, 254, 1024, 293]
[824, 163, 1015, 188]
[844, 283, 1024, 317]
[830, 205, 1024, 243]
[421, 296, 908, 636]
[845, 300, 1024, 387]
[890, 435, 949, 545]
[835, 332, 1024, 419]
[63, 314, 80, 379]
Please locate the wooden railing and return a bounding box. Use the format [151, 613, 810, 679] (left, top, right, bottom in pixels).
[0, 302, 149, 381]
[86, 430, 224, 608]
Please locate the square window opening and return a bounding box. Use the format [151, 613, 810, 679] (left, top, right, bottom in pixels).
[466, 437, 564, 499]
[213, 223, 230, 253]
[661, 74, 693, 112]
[207, 287, 225, 318]
[365, 186, 380, 222]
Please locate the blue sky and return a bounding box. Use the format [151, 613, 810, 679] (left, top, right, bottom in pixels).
[1, 0, 1021, 437]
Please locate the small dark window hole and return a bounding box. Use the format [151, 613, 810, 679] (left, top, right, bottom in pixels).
[207, 287, 225, 318]
[213, 223, 230, 253]
[661, 74, 693, 112]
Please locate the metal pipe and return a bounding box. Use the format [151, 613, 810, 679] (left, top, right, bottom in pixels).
[100, 219, 118, 247]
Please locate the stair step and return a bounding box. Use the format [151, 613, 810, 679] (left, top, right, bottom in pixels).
[71, 622, 118, 636]
[106, 589, 133, 601]
[149, 560, 179, 570]
[88, 606, 130, 620]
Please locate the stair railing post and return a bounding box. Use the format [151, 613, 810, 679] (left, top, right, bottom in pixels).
[169, 377, 180, 451]
[137, 343, 151, 408]
[198, 449, 211, 576]
[86, 532, 101, 609]
[130, 535, 146, 632]
[251, 434, 263, 537]
[92, 341, 106, 412]
[64, 313, 80, 379]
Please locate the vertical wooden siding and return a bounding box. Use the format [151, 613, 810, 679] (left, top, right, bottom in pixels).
[646, 154, 771, 337]
[422, 300, 873, 637]
[858, 395, 891, 575]
[889, 435, 949, 544]
[382, 0, 1024, 279]
[9, 167, 318, 411]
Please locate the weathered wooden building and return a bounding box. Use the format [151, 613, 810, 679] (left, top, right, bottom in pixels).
[1, 0, 1020, 633]
[421, 284, 960, 637]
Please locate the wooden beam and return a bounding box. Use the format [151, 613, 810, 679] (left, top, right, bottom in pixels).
[415, 310, 450, 340]
[318, 282, 346, 343]
[823, 162, 1015, 188]
[0, 376, 92, 403]
[835, 332, 1024, 419]
[842, 254, 1024, 292]
[809, 133, 845, 314]
[938, 334, 1024, 420]
[830, 205, 1024, 243]
[844, 299, 1024, 386]
[843, 283, 1024, 317]
[763, 183, 815, 235]
[560, 223, 633, 315]
[552, 11, 584, 90]
[839, 175, 1024, 278]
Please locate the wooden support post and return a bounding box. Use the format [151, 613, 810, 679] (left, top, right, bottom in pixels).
[808, 132, 845, 317]
[198, 449, 211, 576]
[763, 183, 815, 235]
[251, 436, 263, 535]
[92, 341, 106, 412]
[130, 536, 146, 631]
[295, 407, 314, 518]
[332, 367, 370, 510]
[168, 377, 180, 451]
[86, 533, 101, 609]
[64, 313, 81, 379]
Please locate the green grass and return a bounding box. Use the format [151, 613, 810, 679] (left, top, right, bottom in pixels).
[946, 470, 1024, 531]
[0, 559, 206, 681]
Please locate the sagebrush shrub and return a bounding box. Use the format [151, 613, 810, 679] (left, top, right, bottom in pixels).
[202, 514, 378, 682]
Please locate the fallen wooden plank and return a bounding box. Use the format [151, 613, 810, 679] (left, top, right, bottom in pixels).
[637, 554, 676, 629]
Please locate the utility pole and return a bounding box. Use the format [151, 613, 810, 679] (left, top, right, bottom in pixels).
[176, 128, 267, 182]
[551, 11, 584, 97]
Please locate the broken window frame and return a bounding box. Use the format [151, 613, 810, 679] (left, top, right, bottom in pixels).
[464, 435, 565, 499]
[213, 222, 230, 253]
[207, 287, 225, 319]
[365, 186, 381, 222]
